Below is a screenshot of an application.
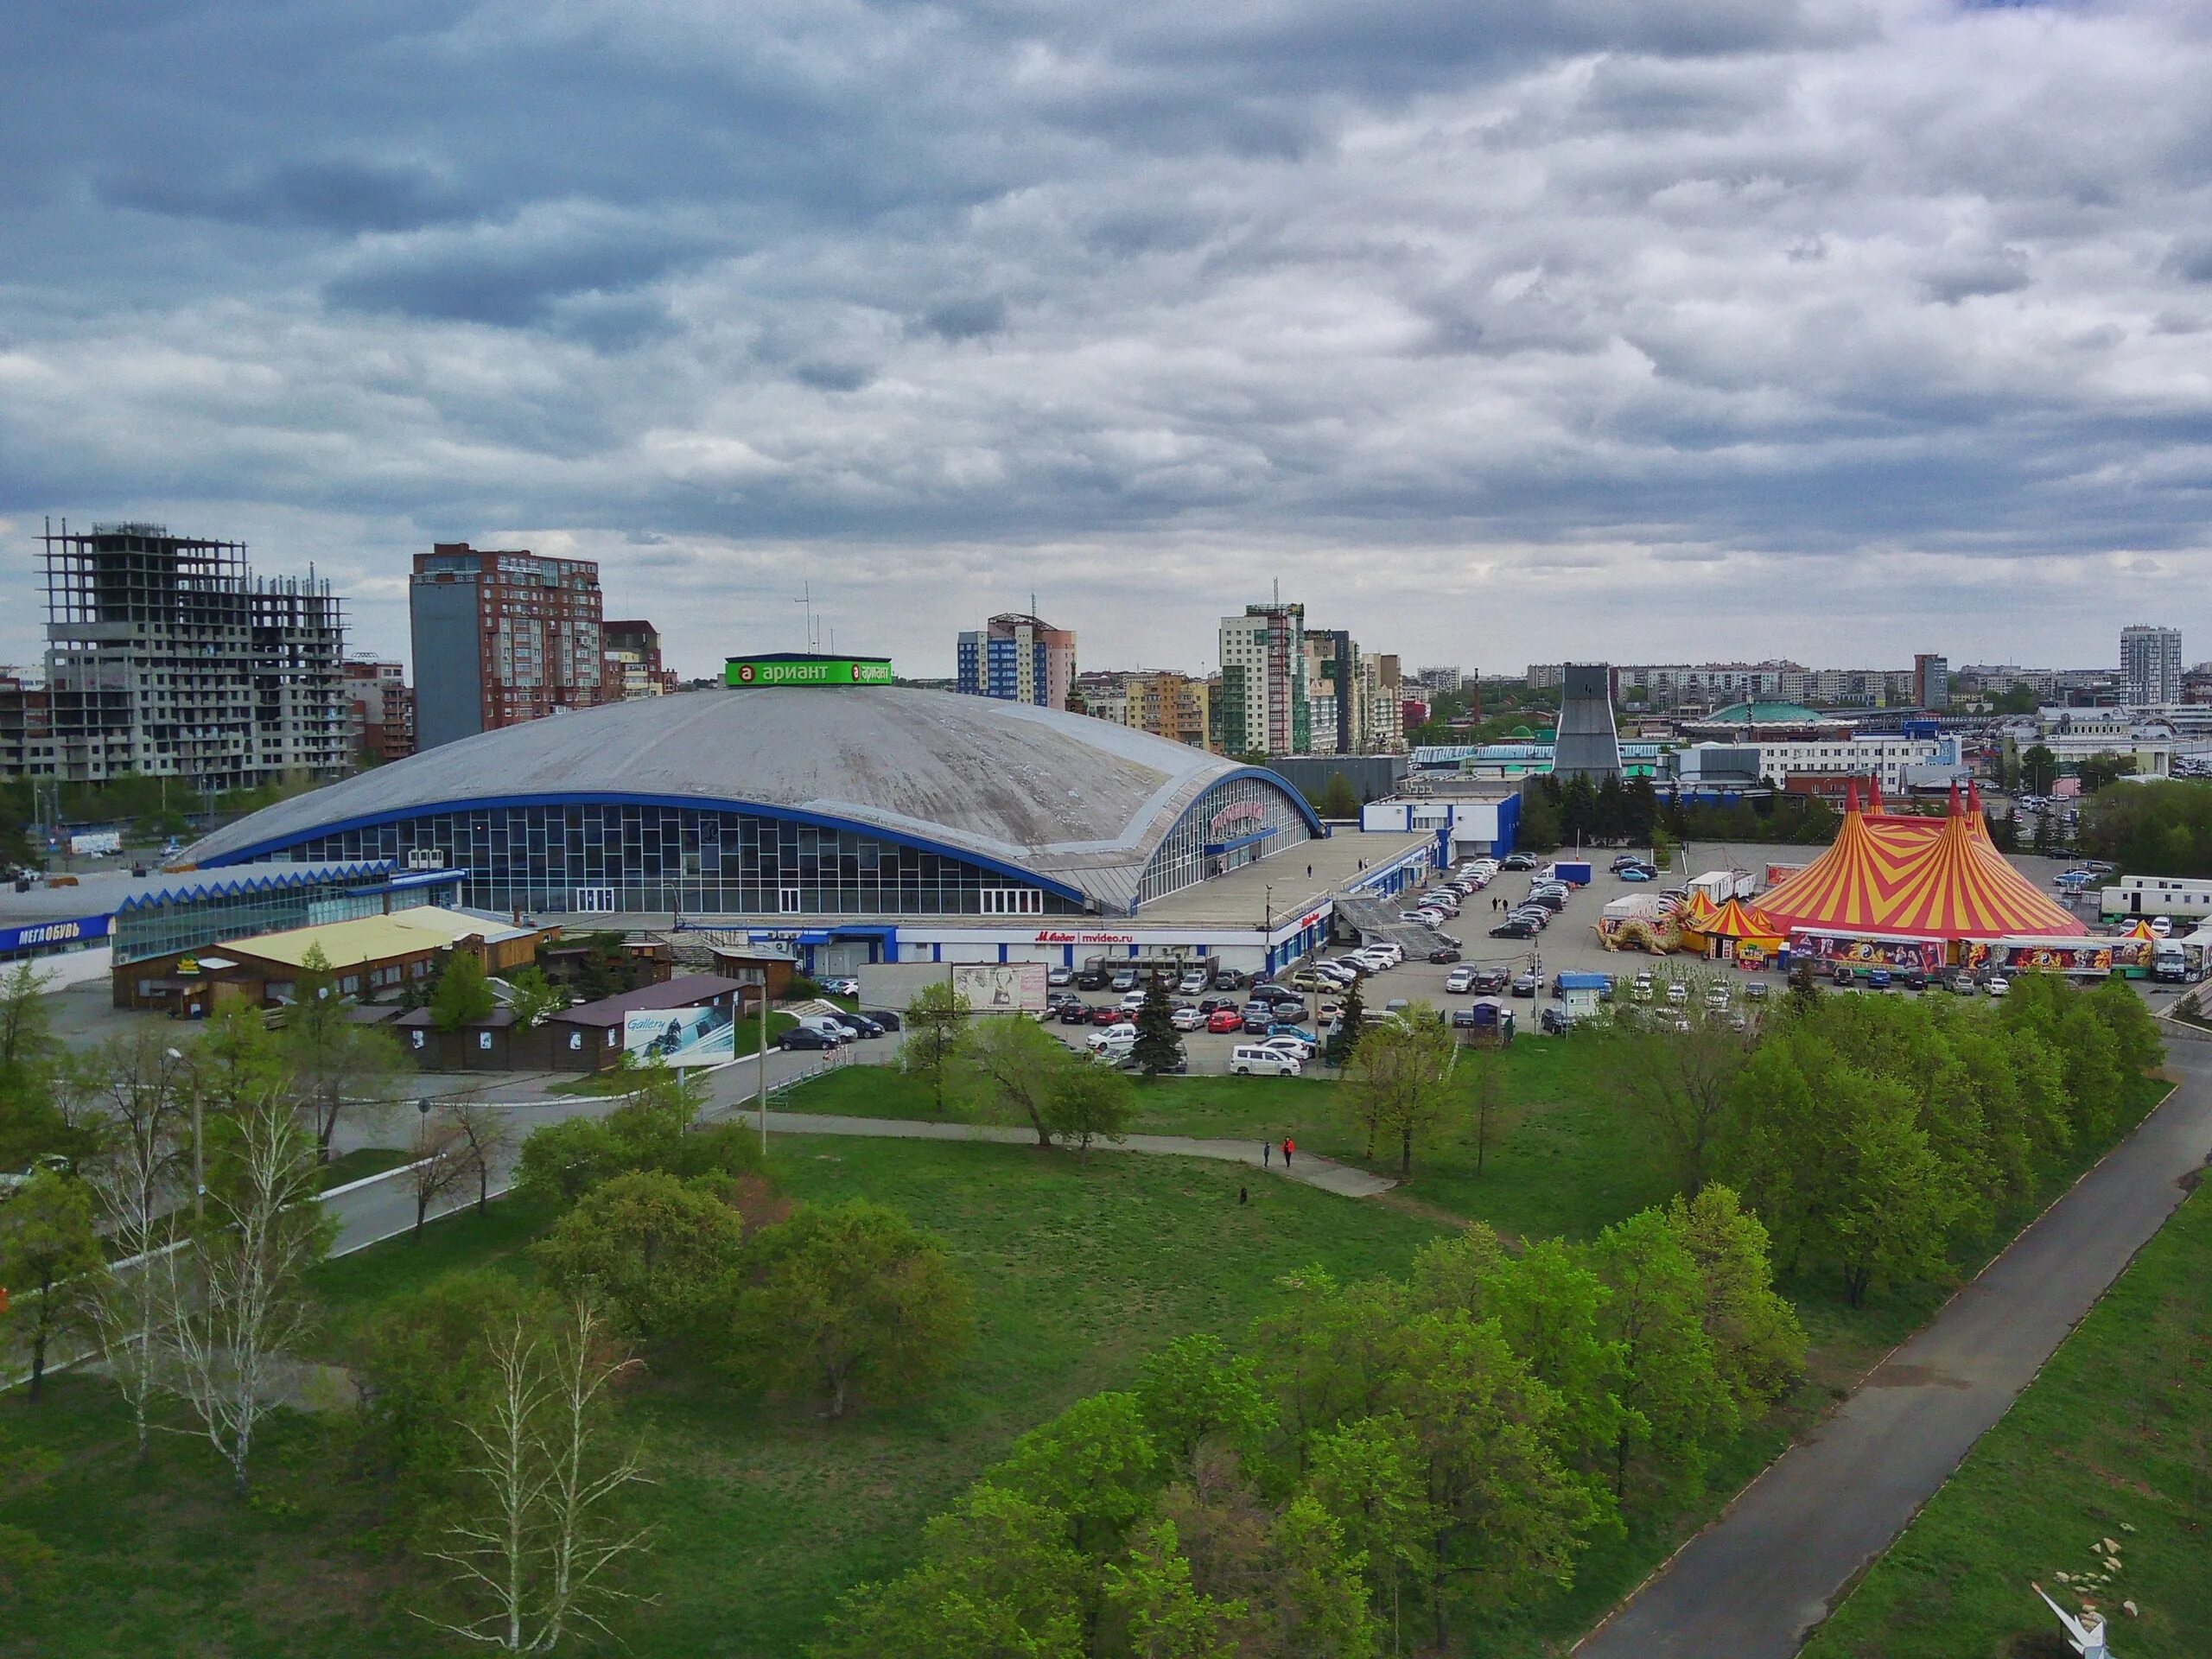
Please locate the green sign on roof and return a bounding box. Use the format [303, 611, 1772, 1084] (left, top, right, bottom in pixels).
[726, 655, 893, 688]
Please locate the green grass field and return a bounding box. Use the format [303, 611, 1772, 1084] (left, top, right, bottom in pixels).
[0, 1139, 1445, 1659]
[1802, 1185, 2212, 1659]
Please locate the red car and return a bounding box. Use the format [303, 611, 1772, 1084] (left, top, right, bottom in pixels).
[1206, 1007, 1245, 1033]
[1091, 1006, 1125, 1026]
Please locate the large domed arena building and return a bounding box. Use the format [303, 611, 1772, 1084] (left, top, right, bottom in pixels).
[188, 665, 1444, 980]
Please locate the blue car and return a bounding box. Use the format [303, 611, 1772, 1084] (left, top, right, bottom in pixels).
[1618, 867, 1656, 881]
[1866, 968, 1893, 990]
[1265, 1025, 1320, 1052]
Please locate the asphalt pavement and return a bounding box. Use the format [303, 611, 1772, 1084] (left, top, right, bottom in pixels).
[1574, 1039, 2212, 1659]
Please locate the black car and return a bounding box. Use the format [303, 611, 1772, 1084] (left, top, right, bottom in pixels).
[1490, 919, 1536, 938]
[832, 1013, 883, 1039]
[861, 1007, 903, 1032]
[1510, 971, 1539, 997]
[1832, 965, 1854, 986]
[1902, 969, 1929, 991]
[1212, 969, 1249, 991]
[1243, 1010, 1274, 1034]
[1073, 967, 1109, 991]
[1198, 995, 1238, 1014]
[780, 1026, 837, 1051]
[1058, 1002, 1094, 1025]
[1470, 968, 1510, 995]
[1501, 854, 1537, 871]
[1539, 1007, 1571, 1035]
[1427, 945, 1463, 963]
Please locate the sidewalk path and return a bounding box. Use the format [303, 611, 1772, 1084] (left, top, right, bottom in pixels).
[1575, 1041, 2212, 1659]
[740, 1109, 1398, 1198]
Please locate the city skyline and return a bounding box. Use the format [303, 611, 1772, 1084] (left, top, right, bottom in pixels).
[5, 5, 2211, 681]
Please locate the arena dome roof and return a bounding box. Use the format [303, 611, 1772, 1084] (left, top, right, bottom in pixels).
[188, 687, 1320, 914]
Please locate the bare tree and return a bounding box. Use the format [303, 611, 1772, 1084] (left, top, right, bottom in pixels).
[1617, 973, 1753, 1195]
[161, 1091, 330, 1494]
[424, 1298, 652, 1651]
[441, 1099, 517, 1217]
[82, 1037, 194, 1460]
[1464, 1046, 1512, 1176]
[407, 1113, 477, 1241]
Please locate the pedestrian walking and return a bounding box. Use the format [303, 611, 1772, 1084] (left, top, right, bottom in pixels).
[1262, 1141, 1272, 1167]
[1239, 1186, 1249, 1205]
[1282, 1137, 1295, 1167]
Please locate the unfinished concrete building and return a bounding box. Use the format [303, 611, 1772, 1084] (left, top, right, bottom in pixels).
[39, 521, 350, 791]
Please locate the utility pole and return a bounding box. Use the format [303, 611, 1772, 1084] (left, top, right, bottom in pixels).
[757, 982, 769, 1155]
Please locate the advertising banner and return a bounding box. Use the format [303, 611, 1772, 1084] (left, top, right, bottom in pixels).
[68, 830, 123, 857]
[1790, 931, 1945, 970]
[725, 656, 893, 687]
[953, 962, 1049, 1014]
[620, 1005, 736, 1066]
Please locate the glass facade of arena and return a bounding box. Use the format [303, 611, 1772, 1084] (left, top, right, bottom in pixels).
[111, 866, 463, 966]
[274, 803, 1090, 918]
[1134, 775, 1315, 908]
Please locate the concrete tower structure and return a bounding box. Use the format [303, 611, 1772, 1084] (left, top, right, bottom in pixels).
[1551, 662, 1624, 779]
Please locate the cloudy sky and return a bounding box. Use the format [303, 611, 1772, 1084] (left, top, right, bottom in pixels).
[3, 0, 2209, 682]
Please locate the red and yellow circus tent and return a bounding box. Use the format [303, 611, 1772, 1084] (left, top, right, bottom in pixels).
[1753, 780, 2079, 944]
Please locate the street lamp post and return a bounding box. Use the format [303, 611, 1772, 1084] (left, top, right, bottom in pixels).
[163, 1046, 204, 1224]
[1262, 884, 1274, 980]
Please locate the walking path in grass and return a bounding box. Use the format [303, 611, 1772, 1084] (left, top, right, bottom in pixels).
[741, 1109, 1400, 1198]
[1573, 1042, 2212, 1659]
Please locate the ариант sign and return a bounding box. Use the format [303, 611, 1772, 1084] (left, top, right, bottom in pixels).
[725, 653, 894, 688]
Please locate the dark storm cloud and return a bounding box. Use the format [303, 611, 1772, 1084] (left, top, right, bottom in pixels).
[2, 0, 2210, 677]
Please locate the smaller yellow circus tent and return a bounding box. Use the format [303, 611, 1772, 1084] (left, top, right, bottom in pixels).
[1697, 897, 1787, 963]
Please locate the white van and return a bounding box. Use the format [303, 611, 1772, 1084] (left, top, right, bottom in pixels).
[796, 1014, 849, 1043]
[1231, 1044, 1303, 1077]
[1088, 1026, 1137, 1058]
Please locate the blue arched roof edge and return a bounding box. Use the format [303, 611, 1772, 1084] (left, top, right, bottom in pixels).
[190, 792, 1095, 906]
[1135, 766, 1327, 893]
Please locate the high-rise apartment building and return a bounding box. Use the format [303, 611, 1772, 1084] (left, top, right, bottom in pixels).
[2121, 625, 2183, 706]
[1913, 653, 1950, 711]
[956, 613, 1077, 709]
[603, 620, 679, 700]
[38, 522, 349, 789]
[1362, 653, 1405, 752]
[1121, 671, 1212, 750]
[1417, 664, 1464, 694]
[1217, 603, 1307, 757]
[410, 543, 607, 751]
[1303, 629, 1359, 755]
[342, 659, 416, 766]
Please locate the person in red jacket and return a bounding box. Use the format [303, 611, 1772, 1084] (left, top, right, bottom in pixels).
[1281, 1137, 1294, 1167]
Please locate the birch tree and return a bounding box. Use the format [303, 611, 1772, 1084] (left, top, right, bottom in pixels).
[408, 1112, 477, 1241]
[162, 1091, 331, 1493]
[83, 1037, 194, 1459]
[424, 1297, 652, 1652]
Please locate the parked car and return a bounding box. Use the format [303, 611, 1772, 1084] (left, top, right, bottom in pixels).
[1059, 1002, 1096, 1025]
[823, 977, 861, 998]
[1703, 984, 1731, 1009]
[1243, 1010, 1274, 1035]
[1899, 970, 1927, 992]
[1074, 966, 1109, 991]
[1469, 967, 1510, 995]
[1743, 981, 1770, 1002]
[1666, 982, 1689, 1005]
[1198, 995, 1240, 1014]
[1179, 969, 1211, 995]
[1445, 965, 1477, 994]
[1121, 989, 1151, 1012]
[1207, 1007, 1246, 1033]
[1832, 965, 1855, 987]
[1263, 1028, 1320, 1056]
[1618, 867, 1656, 882]
[830, 1013, 883, 1039]
[1501, 854, 1537, 871]
[1490, 919, 1536, 939]
[861, 1007, 903, 1031]
[1091, 1006, 1126, 1026]
[1630, 975, 1654, 1001]
[1866, 968, 1893, 991]
[1510, 971, 1538, 997]
[1046, 965, 1073, 988]
[1948, 974, 1978, 995]
[780, 1026, 838, 1051]
[1985, 974, 2012, 996]
[1539, 1007, 1572, 1035]
[1231, 1045, 1303, 1077]
[1171, 1005, 1205, 1032]
[1427, 945, 1463, 963]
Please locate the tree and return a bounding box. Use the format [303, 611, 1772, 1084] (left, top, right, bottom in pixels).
[430, 950, 498, 1033]
[1587, 1209, 1734, 1495]
[1103, 1517, 1243, 1659]
[162, 1092, 332, 1493]
[82, 1036, 193, 1458]
[1316, 774, 1361, 821]
[1305, 1415, 1435, 1653]
[1042, 1061, 1136, 1159]
[536, 1170, 747, 1345]
[439, 1099, 516, 1217]
[284, 947, 404, 1162]
[1463, 1047, 1510, 1177]
[1131, 973, 1181, 1077]
[423, 1297, 652, 1653]
[1342, 1006, 1456, 1179]
[1266, 1494, 1383, 1659]
[1665, 1185, 1804, 1415]
[963, 1014, 1077, 1144]
[903, 981, 974, 1118]
[0, 962, 64, 1173]
[501, 964, 568, 1027]
[0, 1170, 104, 1402]
[732, 1198, 974, 1418]
[993, 1392, 1160, 1559]
[2020, 743, 2060, 795]
[1468, 1239, 1629, 1479]
[1617, 1005, 1751, 1195]
[406, 1111, 478, 1241]
[1325, 976, 1365, 1069]
[811, 1484, 1090, 1659]
[1136, 1333, 1276, 1479]
[1824, 1074, 1958, 1308]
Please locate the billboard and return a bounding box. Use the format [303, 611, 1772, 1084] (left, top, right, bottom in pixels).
[620, 1005, 737, 1066]
[725, 656, 893, 688]
[953, 963, 1049, 1014]
[69, 830, 123, 857]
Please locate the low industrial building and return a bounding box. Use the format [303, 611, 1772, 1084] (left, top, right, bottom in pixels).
[117, 904, 549, 1016]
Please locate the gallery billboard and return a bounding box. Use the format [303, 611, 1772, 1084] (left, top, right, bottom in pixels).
[952, 962, 1049, 1014]
[620, 1005, 737, 1066]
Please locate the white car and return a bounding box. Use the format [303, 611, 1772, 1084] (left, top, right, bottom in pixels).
[823, 977, 861, 997]
[1366, 942, 1405, 966]
[1984, 975, 2011, 997]
[1087, 1026, 1137, 1057]
[1313, 962, 1360, 986]
[2149, 916, 2173, 938]
[1231, 1044, 1303, 1077]
[1179, 969, 1211, 994]
[1444, 966, 1477, 994]
[1120, 988, 1152, 1011]
[1170, 1006, 1205, 1031]
[1262, 1032, 1320, 1059]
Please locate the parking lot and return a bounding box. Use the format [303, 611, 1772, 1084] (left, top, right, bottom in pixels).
[1028, 840, 2190, 1076]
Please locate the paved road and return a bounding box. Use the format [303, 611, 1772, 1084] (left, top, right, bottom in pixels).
[1575, 1040, 2212, 1659]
